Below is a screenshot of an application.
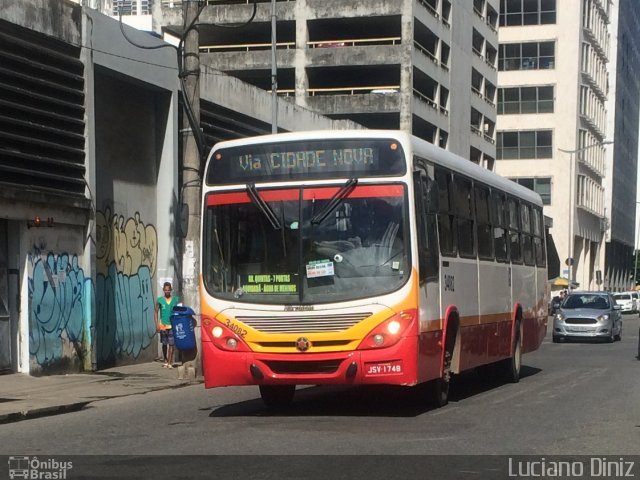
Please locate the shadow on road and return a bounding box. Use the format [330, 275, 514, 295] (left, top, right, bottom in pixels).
[207, 364, 542, 418]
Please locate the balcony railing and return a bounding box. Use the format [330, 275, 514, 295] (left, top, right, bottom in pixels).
[161, 0, 294, 5]
[308, 37, 401, 48]
[307, 85, 400, 96]
[414, 41, 438, 64]
[413, 89, 439, 110]
[200, 41, 295, 53]
[417, 0, 439, 19]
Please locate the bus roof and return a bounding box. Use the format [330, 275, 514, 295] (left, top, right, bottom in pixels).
[208, 130, 543, 207]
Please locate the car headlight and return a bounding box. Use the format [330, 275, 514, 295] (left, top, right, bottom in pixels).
[596, 314, 610, 322]
[554, 313, 565, 322]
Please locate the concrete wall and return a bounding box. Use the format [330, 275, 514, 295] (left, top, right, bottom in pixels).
[84, 7, 180, 368]
[199, 64, 362, 132]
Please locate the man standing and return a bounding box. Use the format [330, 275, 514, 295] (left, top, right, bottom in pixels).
[155, 281, 179, 368]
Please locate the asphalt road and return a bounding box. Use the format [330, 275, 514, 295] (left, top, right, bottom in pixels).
[2, 316, 639, 478]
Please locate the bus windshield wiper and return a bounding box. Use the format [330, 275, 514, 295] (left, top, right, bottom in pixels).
[310, 178, 358, 225]
[246, 183, 281, 230]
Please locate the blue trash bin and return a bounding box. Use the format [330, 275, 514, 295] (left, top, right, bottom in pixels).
[170, 306, 197, 351]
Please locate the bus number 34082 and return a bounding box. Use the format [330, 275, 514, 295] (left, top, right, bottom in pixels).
[444, 274, 455, 292]
[225, 319, 248, 338]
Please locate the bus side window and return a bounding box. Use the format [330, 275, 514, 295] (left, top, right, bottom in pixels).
[508, 197, 522, 263]
[521, 203, 535, 266]
[435, 167, 456, 256]
[414, 170, 439, 283]
[533, 207, 546, 266]
[475, 185, 493, 259]
[491, 191, 509, 262]
[453, 174, 475, 258]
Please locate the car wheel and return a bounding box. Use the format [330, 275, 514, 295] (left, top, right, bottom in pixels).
[614, 324, 622, 341]
[552, 335, 561, 343]
[606, 329, 615, 343]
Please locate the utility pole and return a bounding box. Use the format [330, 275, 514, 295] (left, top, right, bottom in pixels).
[180, 0, 201, 375]
[270, 0, 278, 133]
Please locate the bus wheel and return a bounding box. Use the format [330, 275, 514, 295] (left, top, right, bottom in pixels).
[427, 377, 450, 407]
[499, 323, 522, 383]
[259, 385, 296, 409]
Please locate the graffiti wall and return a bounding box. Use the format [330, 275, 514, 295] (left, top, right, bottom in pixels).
[27, 210, 159, 372]
[28, 251, 92, 372]
[95, 208, 158, 367]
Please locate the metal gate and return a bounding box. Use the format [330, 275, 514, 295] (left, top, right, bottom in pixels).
[0, 219, 10, 372]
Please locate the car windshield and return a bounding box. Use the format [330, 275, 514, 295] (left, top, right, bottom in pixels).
[562, 294, 610, 310]
[614, 294, 631, 300]
[202, 184, 409, 304]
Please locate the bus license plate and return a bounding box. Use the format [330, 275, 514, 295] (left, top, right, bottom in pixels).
[365, 361, 403, 376]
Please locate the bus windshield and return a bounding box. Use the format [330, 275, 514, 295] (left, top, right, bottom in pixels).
[203, 184, 409, 304]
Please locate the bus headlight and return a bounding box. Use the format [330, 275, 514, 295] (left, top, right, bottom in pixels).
[387, 320, 401, 334]
[201, 316, 251, 352]
[357, 309, 417, 350]
[212, 326, 223, 338]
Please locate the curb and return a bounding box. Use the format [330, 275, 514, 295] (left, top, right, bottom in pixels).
[0, 380, 203, 425]
[0, 401, 90, 425]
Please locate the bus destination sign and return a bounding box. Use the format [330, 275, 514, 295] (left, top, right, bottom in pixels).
[207, 139, 406, 185]
[237, 147, 376, 173]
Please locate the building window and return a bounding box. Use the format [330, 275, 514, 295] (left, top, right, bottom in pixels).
[498, 42, 555, 71]
[509, 177, 552, 205]
[497, 130, 553, 159]
[499, 0, 556, 26]
[498, 86, 554, 114]
[113, 0, 151, 15]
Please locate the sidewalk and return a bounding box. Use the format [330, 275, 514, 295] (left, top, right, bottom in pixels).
[0, 361, 201, 424]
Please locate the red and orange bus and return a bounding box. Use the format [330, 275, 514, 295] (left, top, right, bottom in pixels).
[200, 130, 548, 407]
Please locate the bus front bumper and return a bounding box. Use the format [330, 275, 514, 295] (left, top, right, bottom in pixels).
[202, 336, 421, 388]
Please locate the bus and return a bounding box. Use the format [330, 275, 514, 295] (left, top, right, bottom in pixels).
[200, 130, 548, 408]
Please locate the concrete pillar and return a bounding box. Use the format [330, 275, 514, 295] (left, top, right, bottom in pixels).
[294, 0, 309, 108]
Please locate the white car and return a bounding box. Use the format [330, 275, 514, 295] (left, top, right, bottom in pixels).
[613, 292, 634, 314]
[630, 291, 639, 312]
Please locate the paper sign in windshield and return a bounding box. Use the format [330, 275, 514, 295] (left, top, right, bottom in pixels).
[306, 260, 334, 278]
[241, 274, 297, 294]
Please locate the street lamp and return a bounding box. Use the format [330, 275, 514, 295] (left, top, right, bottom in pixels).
[558, 140, 613, 289]
[634, 201, 640, 289]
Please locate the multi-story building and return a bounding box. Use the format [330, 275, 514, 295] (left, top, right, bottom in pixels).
[495, 0, 637, 291]
[70, 0, 153, 30]
[155, 0, 499, 166]
[604, 0, 640, 290]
